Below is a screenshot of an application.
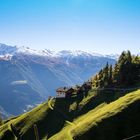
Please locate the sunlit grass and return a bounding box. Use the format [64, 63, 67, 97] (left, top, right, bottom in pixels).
[0, 89, 140, 140]
[49, 90, 140, 140]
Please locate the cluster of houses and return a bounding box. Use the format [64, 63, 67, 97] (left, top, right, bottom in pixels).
[56, 81, 92, 98]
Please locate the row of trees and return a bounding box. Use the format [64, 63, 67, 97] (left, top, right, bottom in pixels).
[92, 51, 140, 88]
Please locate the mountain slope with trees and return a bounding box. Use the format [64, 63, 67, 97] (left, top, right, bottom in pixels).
[0, 50, 140, 140]
[92, 51, 140, 88]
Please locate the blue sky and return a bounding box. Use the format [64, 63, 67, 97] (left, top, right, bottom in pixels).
[0, 0, 140, 54]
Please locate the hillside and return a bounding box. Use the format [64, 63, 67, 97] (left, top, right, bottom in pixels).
[0, 88, 140, 140]
[0, 50, 139, 140]
[50, 90, 140, 140]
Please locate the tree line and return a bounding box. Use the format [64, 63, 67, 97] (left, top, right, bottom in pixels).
[92, 51, 140, 88]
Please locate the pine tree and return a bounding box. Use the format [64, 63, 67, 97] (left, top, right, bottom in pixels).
[93, 75, 98, 87]
[113, 63, 119, 86]
[92, 50, 140, 88]
[98, 69, 103, 79]
[118, 51, 126, 65]
[126, 50, 132, 63]
[102, 62, 109, 87]
[108, 65, 113, 86]
[133, 55, 140, 64]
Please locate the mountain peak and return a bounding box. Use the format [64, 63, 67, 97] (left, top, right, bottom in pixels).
[0, 44, 17, 58]
[0, 43, 118, 59]
[51, 50, 105, 58]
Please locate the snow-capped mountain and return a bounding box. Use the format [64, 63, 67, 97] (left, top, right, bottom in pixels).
[53, 50, 103, 58]
[0, 43, 17, 55]
[0, 43, 116, 117]
[0, 43, 118, 59]
[0, 44, 52, 57]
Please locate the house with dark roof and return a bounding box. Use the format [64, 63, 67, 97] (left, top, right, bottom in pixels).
[56, 87, 75, 98]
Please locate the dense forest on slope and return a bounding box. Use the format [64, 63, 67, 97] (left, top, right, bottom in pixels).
[0, 51, 140, 140]
[92, 51, 140, 88]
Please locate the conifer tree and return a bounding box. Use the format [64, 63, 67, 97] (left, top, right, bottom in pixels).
[103, 62, 109, 87]
[108, 65, 113, 86]
[92, 50, 140, 88]
[93, 75, 98, 87]
[113, 63, 119, 86]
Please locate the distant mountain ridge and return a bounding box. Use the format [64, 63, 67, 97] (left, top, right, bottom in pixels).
[0, 43, 118, 59]
[0, 43, 116, 117]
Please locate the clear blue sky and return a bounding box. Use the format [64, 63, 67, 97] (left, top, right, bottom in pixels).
[0, 0, 140, 54]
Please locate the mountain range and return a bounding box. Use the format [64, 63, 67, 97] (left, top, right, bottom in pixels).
[0, 43, 116, 117]
[0, 49, 140, 140]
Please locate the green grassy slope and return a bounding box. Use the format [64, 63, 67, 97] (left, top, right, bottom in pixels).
[0, 89, 140, 140]
[49, 89, 140, 140]
[0, 89, 111, 140]
[0, 91, 97, 140]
